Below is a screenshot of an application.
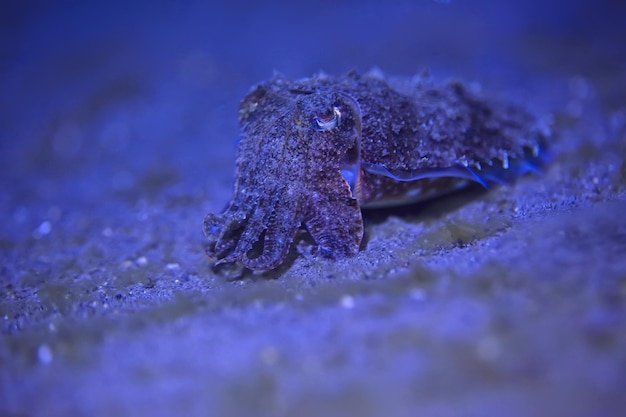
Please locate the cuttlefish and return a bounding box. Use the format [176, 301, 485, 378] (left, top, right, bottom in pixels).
[203, 71, 549, 270]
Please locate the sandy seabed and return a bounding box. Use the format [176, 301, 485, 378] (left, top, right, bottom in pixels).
[1, 1, 625, 416]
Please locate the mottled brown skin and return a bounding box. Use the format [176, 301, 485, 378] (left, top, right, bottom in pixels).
[204, 71, 548, 270]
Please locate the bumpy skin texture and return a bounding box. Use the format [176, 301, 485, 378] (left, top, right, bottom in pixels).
[204, 71, 549, 270]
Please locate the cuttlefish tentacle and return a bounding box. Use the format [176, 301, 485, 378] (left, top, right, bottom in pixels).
[304, 171, 363, 258]
[217, 207, 267, 265]
[203, 213, 233, 254]
[210, 186, 283, 267]
[243, 191, 301, 270]
[204, 195, 253, 256]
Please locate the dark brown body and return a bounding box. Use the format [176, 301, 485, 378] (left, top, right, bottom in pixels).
[204, 71, 548, 270]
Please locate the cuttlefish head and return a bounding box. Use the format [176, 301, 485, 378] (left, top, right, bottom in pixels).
[204, 79, 365, 270]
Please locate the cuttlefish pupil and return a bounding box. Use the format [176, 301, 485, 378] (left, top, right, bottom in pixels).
[313, 107, 341, 131]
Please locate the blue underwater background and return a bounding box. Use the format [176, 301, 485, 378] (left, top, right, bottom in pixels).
[1, 1, 626, 416]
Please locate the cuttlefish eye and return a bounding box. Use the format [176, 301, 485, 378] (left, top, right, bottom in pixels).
[313, 106, 341, 131]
